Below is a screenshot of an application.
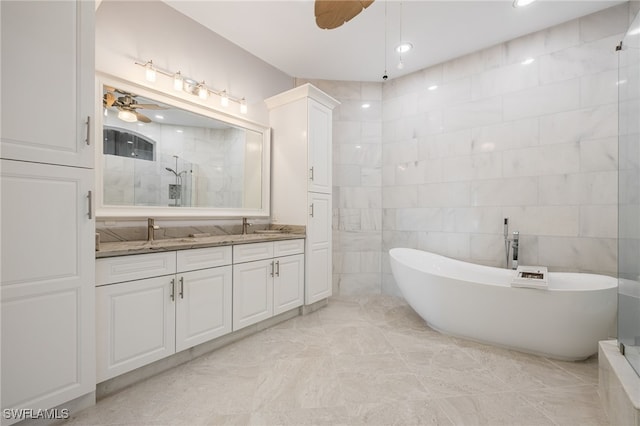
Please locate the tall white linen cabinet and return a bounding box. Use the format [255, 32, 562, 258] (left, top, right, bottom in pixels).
[1, 1, 96, 424]
[266, 84, 339, 305]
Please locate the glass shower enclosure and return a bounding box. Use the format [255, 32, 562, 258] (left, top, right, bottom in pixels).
[618, 9, 640, 376]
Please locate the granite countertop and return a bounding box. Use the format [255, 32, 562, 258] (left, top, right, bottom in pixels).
[96, 232, 306, 258]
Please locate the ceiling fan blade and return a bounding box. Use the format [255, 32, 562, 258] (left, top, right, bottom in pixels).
[103, 92, 117, 107]
[130, 103, 169, 110]
[136, 112, 152, 123]
[315, 0, 374, 30]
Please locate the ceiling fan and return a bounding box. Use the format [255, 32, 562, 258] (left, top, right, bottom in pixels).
[103, 87, 167, 123]
[315, 0, 374, 30]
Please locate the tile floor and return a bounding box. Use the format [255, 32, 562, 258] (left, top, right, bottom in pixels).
[66, 295, 608, 425]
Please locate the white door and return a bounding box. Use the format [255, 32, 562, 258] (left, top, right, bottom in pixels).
[306, 192, 332, 304]
[233, 259, 274, 331]
[273, 254, 305, 315]
[175, 266, 232, 352]
[0, 0, 94, 168]
[96, 276, 176, 382]
[1, 160, 94, 417]
[308, 99, 332, 194]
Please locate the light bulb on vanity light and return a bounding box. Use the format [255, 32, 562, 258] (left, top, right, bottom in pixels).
[220, 91, 230, 107]
[173, 71, 183, 91]
[198, 82, 208, 100]
[145, 61, 156, 82]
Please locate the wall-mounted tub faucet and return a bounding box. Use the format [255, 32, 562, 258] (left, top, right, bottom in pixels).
[511, 231, 519, 270]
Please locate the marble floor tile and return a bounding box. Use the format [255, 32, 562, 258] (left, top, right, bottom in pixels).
[66, 294, 610, 425]
[436, 392, 555, 426]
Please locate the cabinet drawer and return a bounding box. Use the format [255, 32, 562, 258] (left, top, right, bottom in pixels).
[233, 242, 274, 263]
[96, 252, 176, 286]
[177, 246, 232, 272]
[274, 239, 305, 257]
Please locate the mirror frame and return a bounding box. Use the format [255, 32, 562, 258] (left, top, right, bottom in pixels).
[95, 73, 271, 219]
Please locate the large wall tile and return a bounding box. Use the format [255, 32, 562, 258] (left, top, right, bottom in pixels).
[503, 79, 580, 121]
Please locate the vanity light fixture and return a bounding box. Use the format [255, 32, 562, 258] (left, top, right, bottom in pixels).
[513, 0, 536, 7]
[135, 59, 248, 114]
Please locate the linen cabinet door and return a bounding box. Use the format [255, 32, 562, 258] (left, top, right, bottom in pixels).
[0, 0, 94, 168]
[96, 276, 176, 382]
[0, 160, 94, 420]
[232, 259, 274, 331]
[307, 99, 332, 194]
[175, 266, 232, 352]
[306, 192, 332, 304]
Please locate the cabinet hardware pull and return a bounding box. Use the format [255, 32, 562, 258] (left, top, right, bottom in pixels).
[309, 203, 314, 217]
[85, 116, 91, 145]
[270, 261, 275, 277]
[275, 260, 280, 277]
[309, 166, 314, 181]
[87, 190, 93, 219]
[179, 276, 184, 299]
[170, 278, 175, 301]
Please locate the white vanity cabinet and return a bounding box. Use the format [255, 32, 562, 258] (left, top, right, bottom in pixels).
[1, 1, 95, 420]
[266, 84, 339, 305]
[96, 247, 232, 382]
[233, 240, 305, 331]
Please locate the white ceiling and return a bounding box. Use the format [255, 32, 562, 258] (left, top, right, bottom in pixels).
[164, 0, 626, 82]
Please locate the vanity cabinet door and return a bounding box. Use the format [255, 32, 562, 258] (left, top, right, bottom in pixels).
[308, 99, 332, 194]
[307, 192, 332, 304]
[0, 0, 94, 168]
[175, 266, 232, 352]
[273, 254, 305, 315]
[233, 259, 274, 331]
[96, 276, 176, 382]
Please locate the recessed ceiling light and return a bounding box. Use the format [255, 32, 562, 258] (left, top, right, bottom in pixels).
[428, 85, 438, 91]
[521, 57, 535, 65]
[513, 0, 536, 7]
[362, 103, 371, 109]
[396, 42, 413, 54]
[155, 115, 164, 120]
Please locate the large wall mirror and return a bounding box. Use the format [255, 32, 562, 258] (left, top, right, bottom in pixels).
[96, 74, 270, 219]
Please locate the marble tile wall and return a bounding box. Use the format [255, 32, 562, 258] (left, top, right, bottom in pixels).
[300, 4, 629, 297]
[296, 79, 383, 296]
[380, 3, 629, 295]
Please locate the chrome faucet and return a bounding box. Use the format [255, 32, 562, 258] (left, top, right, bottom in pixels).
[241, 217, 252, 235]
[147, 218, 159, 242]
[511, 231, 519, 270]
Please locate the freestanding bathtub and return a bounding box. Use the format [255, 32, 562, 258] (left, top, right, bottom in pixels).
[389, 248, 617, 360]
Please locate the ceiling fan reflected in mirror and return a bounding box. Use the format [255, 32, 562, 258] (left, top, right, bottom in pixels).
[102, 86, 168, 123]
[315, 0, 374, 30]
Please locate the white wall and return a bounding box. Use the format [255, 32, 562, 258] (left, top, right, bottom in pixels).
[95, 0, 293, 125]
